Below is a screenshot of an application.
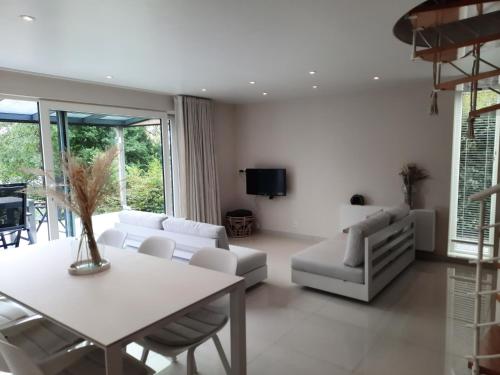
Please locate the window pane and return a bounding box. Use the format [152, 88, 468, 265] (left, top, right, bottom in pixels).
[450, 91, 499, 258]
[124, 124, 166, 214]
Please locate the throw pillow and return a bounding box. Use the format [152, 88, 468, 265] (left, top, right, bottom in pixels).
[343, 211, 391, 267]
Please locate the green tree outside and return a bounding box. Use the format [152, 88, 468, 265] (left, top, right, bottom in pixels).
[0, 122, 165, 214]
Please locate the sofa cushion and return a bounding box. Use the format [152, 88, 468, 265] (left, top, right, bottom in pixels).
[386, 204, 410, 223]
[162, 218, 230, 250]
[291, 236, 364, 284]
[118, 210, 167, 230]
[343, 211, 391, 267]
[229, 245, 267, 276]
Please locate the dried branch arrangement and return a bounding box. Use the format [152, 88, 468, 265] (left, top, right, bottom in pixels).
[29, 147, 118, 266]
[399, 163, 429, 209]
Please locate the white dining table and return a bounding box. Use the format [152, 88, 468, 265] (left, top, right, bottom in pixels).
[0, 238, 247, 375]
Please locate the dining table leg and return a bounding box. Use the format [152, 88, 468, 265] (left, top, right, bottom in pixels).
[105, 344, 123, 375]
[230, 281, 246, 375]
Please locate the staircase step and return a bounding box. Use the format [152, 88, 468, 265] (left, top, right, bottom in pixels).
[468, 326, 500, 375]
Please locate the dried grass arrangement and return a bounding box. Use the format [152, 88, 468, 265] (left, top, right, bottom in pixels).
[399, 163, 429, 209]
[30, 147, 118, 274]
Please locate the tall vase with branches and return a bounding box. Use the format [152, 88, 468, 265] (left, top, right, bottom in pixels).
[399, 163, 429, 209]
[30, 147, 117, 274]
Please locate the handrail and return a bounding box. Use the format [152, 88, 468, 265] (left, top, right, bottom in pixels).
[469, 183, 500, 201]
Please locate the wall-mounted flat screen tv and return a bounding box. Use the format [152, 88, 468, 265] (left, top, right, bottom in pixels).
[246, 168, 286, 198]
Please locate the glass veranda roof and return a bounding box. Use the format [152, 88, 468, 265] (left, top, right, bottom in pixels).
[0, 99, 157, 126]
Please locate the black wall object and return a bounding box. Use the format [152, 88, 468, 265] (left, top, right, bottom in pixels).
[245, 168, 287, 199]
[350, 194, 365, 206]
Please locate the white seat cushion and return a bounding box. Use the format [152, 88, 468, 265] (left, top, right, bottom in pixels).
[6, 320, 82, 362]
[230, 245, 267, 276]
[118, 210, 167, 230]
[291, 236, 364, 284]
[146, 307, 228, 347]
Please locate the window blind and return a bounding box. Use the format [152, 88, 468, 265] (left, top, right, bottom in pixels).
[451, 91, 499, 258]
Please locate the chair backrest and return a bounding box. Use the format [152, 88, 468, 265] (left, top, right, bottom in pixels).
[189, 248, 238, 314]
[138, 236, 176, 259]
[0, 334, 44, 375]
[189, 247, 237, 275]
[97, 229, 127, 249]
[0, 183, 27, 231]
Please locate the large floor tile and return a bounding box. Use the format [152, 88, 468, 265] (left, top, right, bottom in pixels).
[141, 232, 496, 375]
[277, 313, 379, 371]
[249, 345, 351, 375]
[352, 336, 448, 375]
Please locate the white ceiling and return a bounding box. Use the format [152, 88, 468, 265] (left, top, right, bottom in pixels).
[0, 0, 435, 103]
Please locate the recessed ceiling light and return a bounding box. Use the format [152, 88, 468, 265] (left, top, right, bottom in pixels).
[105, 75, 113, 79]
[201, 88, 207, 92]
[373, 76, 380, 80]
[262, 92, 268, 96]
[249, 81, 256, 85]
[19, 15, 35, 22]
[309, 71, 317, 75]
[312, 85, 319, 89]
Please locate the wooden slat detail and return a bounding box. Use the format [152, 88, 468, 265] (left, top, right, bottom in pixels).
[470, 103, 500, 117]
[415, 31, 500, 59]
[372, 230, 413, 261]
[437, 68, 500, 90]
[372, 239, 414, 275]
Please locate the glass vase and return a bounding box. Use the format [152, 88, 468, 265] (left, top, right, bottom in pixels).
[68, 227, 110, 276]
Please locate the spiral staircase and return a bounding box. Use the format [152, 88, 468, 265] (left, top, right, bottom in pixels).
[466, 184, 500, 374]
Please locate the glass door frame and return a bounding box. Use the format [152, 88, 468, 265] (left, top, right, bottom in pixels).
[38, 100, 172, 240]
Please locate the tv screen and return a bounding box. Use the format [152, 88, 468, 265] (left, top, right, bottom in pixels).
[246, 169, 286, 197]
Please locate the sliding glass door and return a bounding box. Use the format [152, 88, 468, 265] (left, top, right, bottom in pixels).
[0, 97, 50, 244]
[39, 101, 172, 240]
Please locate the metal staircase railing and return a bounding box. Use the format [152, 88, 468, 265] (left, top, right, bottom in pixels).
[468, 184, 500, 374]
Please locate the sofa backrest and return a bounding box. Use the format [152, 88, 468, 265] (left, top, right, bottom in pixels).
[339, 204, 388, 232]
[343, 211, 392, 267]
[118, 210, 168, 230]
[162, 218, 230, 250]
[115, 211, 230, 257]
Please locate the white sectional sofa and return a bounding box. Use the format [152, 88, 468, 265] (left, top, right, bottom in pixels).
[114, 210, 267, 288]
[291, 206, 416, 302]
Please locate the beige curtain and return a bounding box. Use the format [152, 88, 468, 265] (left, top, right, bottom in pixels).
[173, 95, 221, 224]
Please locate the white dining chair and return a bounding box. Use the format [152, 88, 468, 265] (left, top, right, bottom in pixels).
[137, 236, 176, 260]
[97, 228, 127, 249]
[0, 298, 33, 328]
[0, 334, 153, 375]
[138, 247, 237, 375]
[0, 315, 83, 368]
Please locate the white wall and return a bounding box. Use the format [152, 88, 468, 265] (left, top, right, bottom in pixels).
[0, 69, 173, 112]
[219, 82, 454, 257]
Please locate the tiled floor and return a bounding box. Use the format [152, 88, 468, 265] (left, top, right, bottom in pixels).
[140, 232, 496, 375]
